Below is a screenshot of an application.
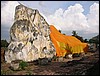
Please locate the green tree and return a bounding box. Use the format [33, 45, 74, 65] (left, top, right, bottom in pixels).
[89, 39, 99, 44]
[72, 31, 84, 42]
[1, 40, 9, 47]
[59, 30, 61, 33]
[84, 39, 88, 43]
[72, 31, 78, 36]
[89, 35, 99, 44]
[76, 36, 84, 42]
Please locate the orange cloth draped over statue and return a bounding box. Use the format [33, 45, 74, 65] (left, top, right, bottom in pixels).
[50, 25, 89, 57]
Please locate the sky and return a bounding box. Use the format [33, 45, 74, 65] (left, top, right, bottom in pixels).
[1, 1, 99, 42]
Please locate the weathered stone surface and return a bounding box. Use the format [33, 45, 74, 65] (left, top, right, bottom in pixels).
[5, 4, 55, 63]
[10, 60, 22, 71]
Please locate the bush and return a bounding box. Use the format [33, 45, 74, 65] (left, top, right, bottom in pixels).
[19, 61, 28, 70]
[1, 40, 9, 47]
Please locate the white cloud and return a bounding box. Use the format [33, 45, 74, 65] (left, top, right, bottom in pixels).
[1, 1, 19, 28]
[47, 3, 89, 31]
[47, 3, 99, 35]
[86, 3, 99, 34]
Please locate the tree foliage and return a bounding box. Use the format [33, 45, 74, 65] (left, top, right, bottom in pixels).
[88, 35, 99, 44]
[59, 30, 61, 33]
[89, 39, 99, 44]
[84, 39, 88, 43]
[72, 31, 84, 42]
[1, 40, 9, 47]
[72, 31, 78, 36]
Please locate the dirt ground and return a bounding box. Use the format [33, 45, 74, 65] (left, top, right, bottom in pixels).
[1, 48, 99, 75]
